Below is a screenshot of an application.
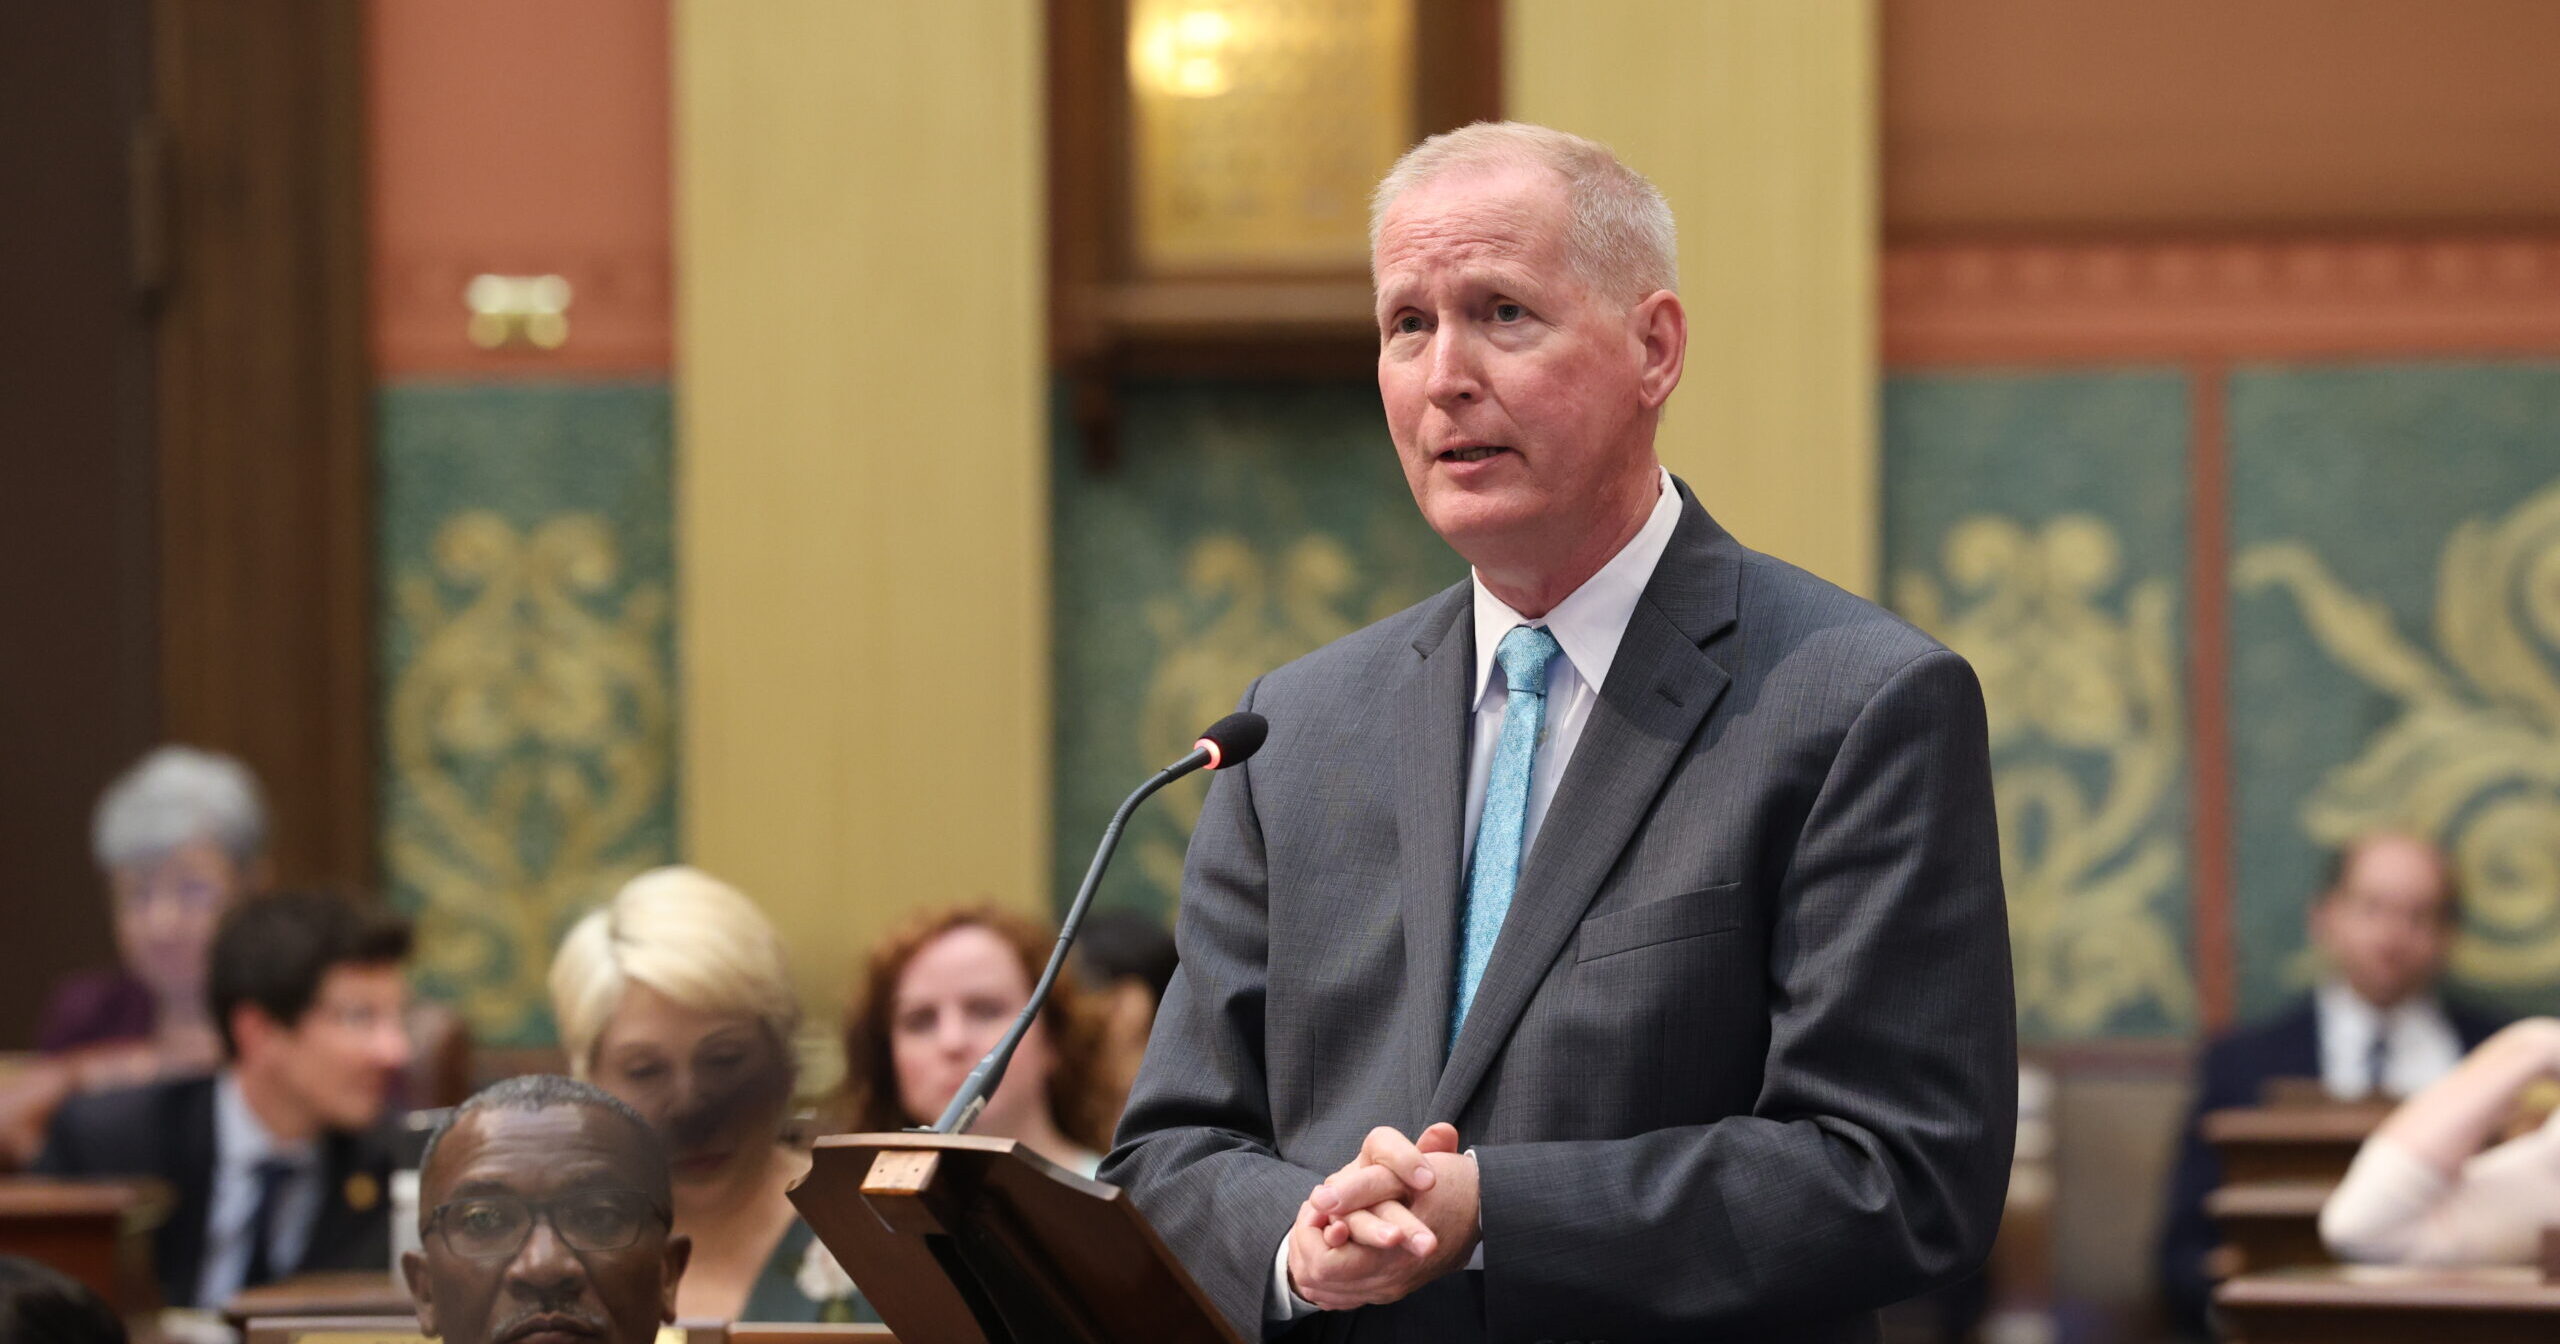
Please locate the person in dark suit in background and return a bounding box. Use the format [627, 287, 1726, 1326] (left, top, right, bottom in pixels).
[37, 890, 415, 1308]
[1103, 121, 2015, 1342]
[2156, 831, 2504, 1337]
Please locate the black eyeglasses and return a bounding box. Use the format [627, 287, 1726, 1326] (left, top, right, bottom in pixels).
[426, 1188, 670, 1260]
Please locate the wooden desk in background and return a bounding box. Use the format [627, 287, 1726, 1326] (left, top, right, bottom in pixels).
[2206, 1180, 2334, 1276]
[2203, 1102, 2389, 1185]
[224, 1271, 411, 1329]
[2218, 1266, 2560, 1343]
[0, 1176, 168, 1319]
[241, 1318, 896, 1344]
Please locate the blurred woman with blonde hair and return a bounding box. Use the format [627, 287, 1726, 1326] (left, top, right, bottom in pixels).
[550, 866, 840, 1320]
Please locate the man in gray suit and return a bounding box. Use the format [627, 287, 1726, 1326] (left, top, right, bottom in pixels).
[1102, 122, 2015, 1342]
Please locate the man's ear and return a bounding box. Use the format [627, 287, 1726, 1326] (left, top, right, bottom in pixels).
[229, 1002, 283, 1063]
[1632, 289, 1686, 409]
[402, 1249, 438, 1336]
[659, 1233, 694, 1323]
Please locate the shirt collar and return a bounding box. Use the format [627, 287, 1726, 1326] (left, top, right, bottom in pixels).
[1472, 466, 1680, 705]
[216, 1069, 316, 1171]
[2316, 978, 2443, 1036]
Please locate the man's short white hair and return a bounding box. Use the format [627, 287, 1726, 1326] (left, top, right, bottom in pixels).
[549, 865, 801, 1076]
[1371, 120, 1678, 304]
[92, 745, 268, 872]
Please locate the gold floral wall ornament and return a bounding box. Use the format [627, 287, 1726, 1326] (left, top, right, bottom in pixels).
[388, 510, 672, 1041]
[1896, 513, 2194, 1036]
[2237, 476, 2560, 990]
[1133, 530, 1435, 904]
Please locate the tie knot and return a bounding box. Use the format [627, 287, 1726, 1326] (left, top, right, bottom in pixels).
[254, 1157, 299, 1188]
[1495, 624, 1562, 694]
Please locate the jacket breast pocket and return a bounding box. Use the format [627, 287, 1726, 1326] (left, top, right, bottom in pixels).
[1575, 883, 1744, 962]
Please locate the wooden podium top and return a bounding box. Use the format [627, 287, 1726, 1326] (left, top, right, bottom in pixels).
[794, 1132, 1243, 1344]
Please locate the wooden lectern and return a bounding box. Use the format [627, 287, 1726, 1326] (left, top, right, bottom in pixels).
[790, 1133, 1244, 1344]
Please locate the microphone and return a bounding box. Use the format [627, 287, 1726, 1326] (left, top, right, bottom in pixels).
[929, 711, 1268, 1137]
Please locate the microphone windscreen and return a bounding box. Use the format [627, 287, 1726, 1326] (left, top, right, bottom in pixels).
[1197, 712, 1269, 769]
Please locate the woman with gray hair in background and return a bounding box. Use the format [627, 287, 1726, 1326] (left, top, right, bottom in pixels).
[45, 745, 269, 1064]
[0, 747, 270, 1167]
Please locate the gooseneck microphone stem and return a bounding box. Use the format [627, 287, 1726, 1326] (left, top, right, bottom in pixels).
[928, 747, 1212, 1137]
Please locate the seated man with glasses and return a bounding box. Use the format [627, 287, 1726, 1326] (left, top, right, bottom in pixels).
[37, 890, 414, 1307]
[405, 1076, 691, 1344]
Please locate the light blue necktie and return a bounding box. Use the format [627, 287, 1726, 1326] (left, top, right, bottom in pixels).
[1452, 624, 1563, 1050]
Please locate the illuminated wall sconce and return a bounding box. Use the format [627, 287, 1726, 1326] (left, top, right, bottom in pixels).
[464, 273, 572, 350]
[1134, 6, 1235, 98]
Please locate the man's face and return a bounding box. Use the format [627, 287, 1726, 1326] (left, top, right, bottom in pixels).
[257, 963, 414, 1131]
[109, 838, 244, 1006]
[404, 1106, 689, 1344]
[2311, 836, 2456, 1009]
[1372, 162, 1673, 573]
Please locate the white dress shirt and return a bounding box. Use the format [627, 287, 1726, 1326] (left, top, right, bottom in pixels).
[199, 1070, 322, 1307]
[2316, 979, 2464, 1100]
[1267, 468, 1681, 1324]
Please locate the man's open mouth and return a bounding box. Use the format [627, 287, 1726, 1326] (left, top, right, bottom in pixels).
[1439, 445, 1511, 463]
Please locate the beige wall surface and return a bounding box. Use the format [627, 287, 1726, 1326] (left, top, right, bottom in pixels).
[1508, 0, 1879, 596]
[676, 0, 1049, 1040]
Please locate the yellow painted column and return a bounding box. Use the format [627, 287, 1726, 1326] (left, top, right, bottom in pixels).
[675, 0, 1048, 1041]
[1509, 0, 1879, 595]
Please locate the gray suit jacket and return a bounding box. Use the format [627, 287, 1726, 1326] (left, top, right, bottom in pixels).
[1103, 480, 2016, 1343]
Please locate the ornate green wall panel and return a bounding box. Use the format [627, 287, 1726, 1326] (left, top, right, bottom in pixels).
[1884, 372, 2195, 1040]
[1051, 380, 1461, 920]
[378, 381, 678, 1045]
[2229, 364, 2560, 1020]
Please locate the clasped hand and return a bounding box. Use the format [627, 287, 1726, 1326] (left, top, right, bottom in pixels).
[1286, 1122, 1480, 1311]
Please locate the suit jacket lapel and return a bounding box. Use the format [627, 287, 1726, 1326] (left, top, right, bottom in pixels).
[1396, 584, 1474, 1116]
[1430, 480, 1741, 1122]
[301, 1128, 385, 1273]
[165, 1077, 219, 1306]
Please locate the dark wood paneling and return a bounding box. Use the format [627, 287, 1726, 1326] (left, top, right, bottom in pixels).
[0, 0, 159, 1044]
[154, 0, 373, 891]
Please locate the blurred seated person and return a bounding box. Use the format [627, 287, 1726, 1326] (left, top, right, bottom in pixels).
[403, 1075, 689, 1344]
[549, 867, 815, 1320]
[48, 745, 270, 1062]
[1070, 908, 1179, 1123]
[35, 891, 413, 1307]
[837, 905, 1117, 1174]
[2322, 1017, 2560, 1266]
[0, 1254, 128, 1344]
[2156, 832, 2505, 1335]
[1, 748, 274, 1169]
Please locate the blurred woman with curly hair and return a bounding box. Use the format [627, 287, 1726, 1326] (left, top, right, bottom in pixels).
[836, 904, 1116, 1174]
